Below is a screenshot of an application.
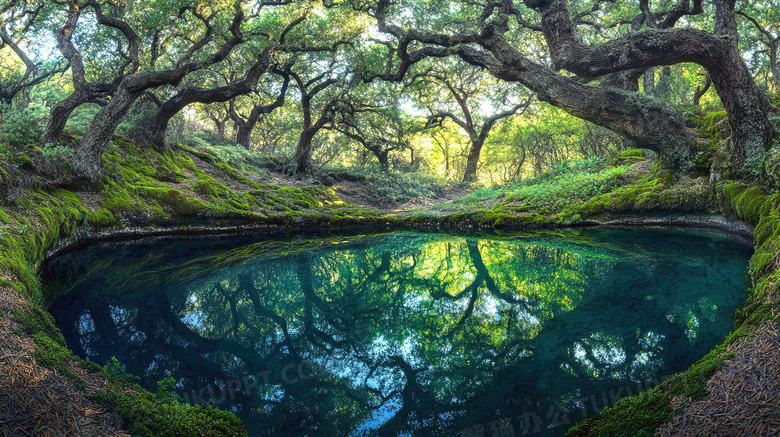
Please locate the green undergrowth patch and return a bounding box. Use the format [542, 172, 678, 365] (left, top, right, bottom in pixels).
[11, 299, 247, 436]
[324, 166, 458, 205]
[91, 387, 247, 437]
[447, 156, 634, 214]
[12, 303, 101, 384]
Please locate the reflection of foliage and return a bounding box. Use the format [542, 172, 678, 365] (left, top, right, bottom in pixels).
[47, 230, 750, 436]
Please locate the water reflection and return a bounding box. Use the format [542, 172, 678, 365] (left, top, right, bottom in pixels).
[44, 229, 751, 436]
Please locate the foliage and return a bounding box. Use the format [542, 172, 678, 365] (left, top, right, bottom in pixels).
[91, 388, 247, 437]
[332, 168, 459, 205]
[0, 102, 47, 149]
[104, 356, 140, 384]
[454, 157, 628, 212]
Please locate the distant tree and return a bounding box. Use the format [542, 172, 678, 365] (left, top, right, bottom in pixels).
[738, 6, 780, 93]
[225, 70, 291, 150]
[288, 53, 346, 174]
[407, 63, 531, 182]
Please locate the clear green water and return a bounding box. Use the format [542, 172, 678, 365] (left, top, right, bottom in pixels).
[43, 228, 751, 436]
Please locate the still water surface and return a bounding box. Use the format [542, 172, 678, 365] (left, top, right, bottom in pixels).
[44, 228, 752, 436]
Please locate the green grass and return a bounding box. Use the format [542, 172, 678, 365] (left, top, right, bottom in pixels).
[454, 158, 629, 212]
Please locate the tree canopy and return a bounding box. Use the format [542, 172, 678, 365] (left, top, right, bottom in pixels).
[0, 0, 778, 183]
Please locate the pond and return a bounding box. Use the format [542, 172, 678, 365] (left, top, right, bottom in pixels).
[43, 228, 752, 436]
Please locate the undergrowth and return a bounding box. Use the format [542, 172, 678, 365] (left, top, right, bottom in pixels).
[453, 155, 634, 212]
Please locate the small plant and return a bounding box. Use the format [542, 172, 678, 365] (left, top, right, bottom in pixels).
[156, 372, 177, 402]
[0, 102, 47, 149]
[34, 143, 74, 175]
[104, 356, 139, 383]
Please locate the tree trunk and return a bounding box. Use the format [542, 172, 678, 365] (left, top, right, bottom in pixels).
[235, 125, 252, 149]
[294, 129, 316, 175]
[462, 138, 485, 182]
[149, 84, 252, 149]
[771, 42, 779, 92]
[292, 93, 315, 175]
[528, 0, 772, 171]
[369, 148, 390, 170]
[75, 87, 141, 180]
[40, 93, 91, 145]
[693, 74, 711, 105]
[469, 37, 695, 170]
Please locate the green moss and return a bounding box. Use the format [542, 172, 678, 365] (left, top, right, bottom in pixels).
[91, 389, 247, 437]
[566, 387, 669, 437]
[568, 329, 746, 437]
[150, 204, 168, 221]
[613, 188, 643, 209]
[102, 187, 142, 213]
[13, 305, 82, 383]
[215, 162, 255, 186]
[132, 186, 211, 216]
[731, 186, 767, 225]
[195, 177, 229, 198]
[615, 148, 648, 163]
[13, 305, 66, 347]
[179, 145, 216, 164]
[86, 209, 118, 227]
[32, 332, 83, 383]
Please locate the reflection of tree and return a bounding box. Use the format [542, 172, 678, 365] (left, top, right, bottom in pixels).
[46, 231, 750, 436]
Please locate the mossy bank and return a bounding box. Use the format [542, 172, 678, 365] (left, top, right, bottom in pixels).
[1, 141, 778, 436]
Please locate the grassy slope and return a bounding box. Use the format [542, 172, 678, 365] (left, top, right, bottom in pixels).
[1, 140, 778, 435]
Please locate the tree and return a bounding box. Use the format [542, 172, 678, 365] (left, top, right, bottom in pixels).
[39, 0, 141, 147]
[288, 53, 345, 174]
[227, 68, 291, 150]
[367, 0, 775, 174]
[738, 5, 780, 93]
[331, 81, 413, 170]
[146, 45, 284, 149]
[0, 1, 66, 108]
[146, 7, 331, 150]
[74, 1, 263, 179]
[407, 63, 531, 181]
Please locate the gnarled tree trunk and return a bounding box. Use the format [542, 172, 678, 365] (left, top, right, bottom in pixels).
[76, 86, 142, 179]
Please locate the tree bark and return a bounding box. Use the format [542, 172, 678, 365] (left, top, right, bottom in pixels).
[462, 138, 485, 182]
[469, 36, 695, 170]
[76, 86, 142, 179]
[232, 71, 290, 150]
[693, 74, 711, 105]
[39, 94, 83, 145]
[150, 85, 252, 149]
[294, 129, 317, 174]
[643, 68, 657, 97]
[374, 0, 773, 173]
[290, 70, 339, 175]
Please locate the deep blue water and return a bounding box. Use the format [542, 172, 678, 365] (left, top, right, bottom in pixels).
[43, 228, 752, 436]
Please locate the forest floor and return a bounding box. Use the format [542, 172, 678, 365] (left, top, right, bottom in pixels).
[1, 149, 779, 436]
[0, 284, 129, 436]
[656, 320, 780, 437]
